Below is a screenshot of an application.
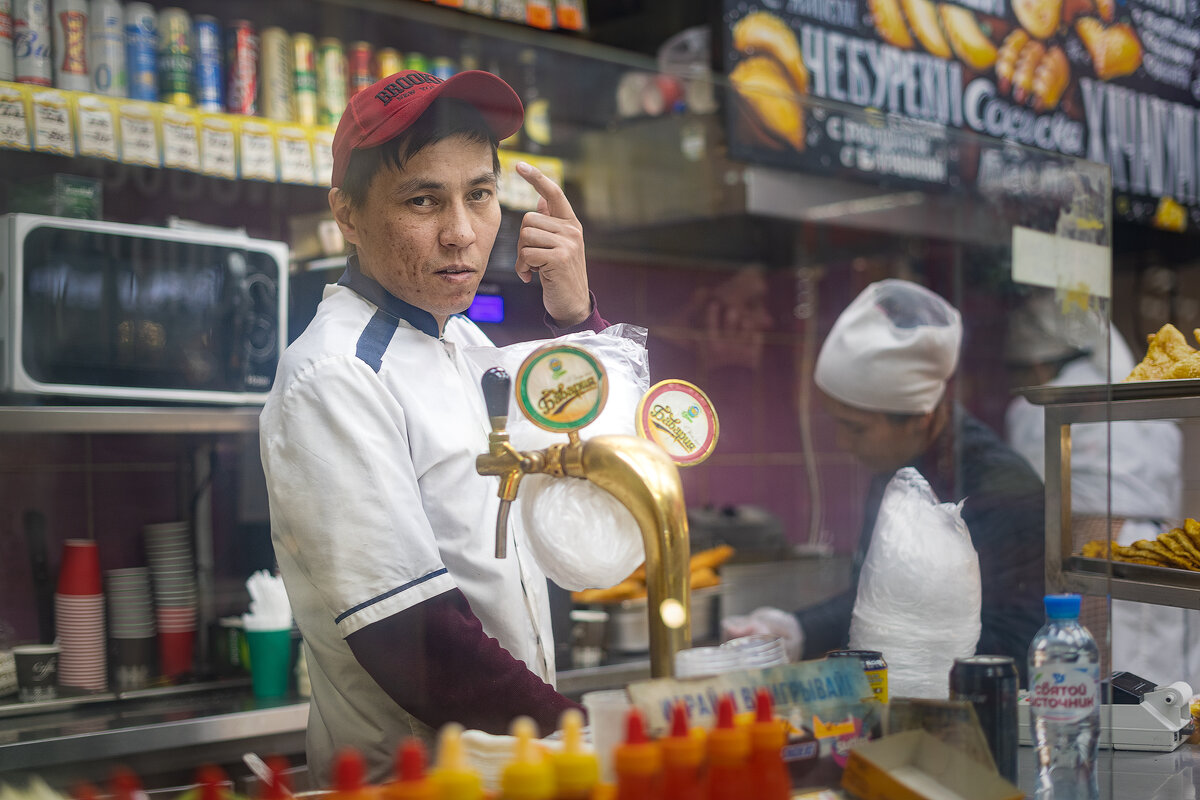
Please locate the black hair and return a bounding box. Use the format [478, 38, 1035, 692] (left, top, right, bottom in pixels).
[338, 97, 502, 209]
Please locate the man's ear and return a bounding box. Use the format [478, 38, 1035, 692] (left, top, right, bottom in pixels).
[329, 188, 360, 247]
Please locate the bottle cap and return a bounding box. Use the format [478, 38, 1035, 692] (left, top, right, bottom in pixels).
[750, 688, 786, 751]
[431, 723, 483, 800]
[552, 708, 600, 797]
[335, 748, 366, 791]
[196, 766, 227, 800]
[614, 708, 662, 777]
[501, 717, 554, 800]
[707, 695, 749, 766]
[660, 702, 704, 769]
[1044, 593, 1082, 619]
[391, 739, 437, 800]
[262, 758, 290, 800]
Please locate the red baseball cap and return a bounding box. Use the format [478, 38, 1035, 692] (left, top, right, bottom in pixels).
[330, 69, 524, 187]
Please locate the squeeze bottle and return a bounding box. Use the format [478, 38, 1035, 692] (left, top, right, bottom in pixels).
[613, 708, 660, 800]
[550, 708, 599, 800]
[430, 723, 483, 800]
[705, 695, 750, 800]
[500, 717, 555, 800]
[749, 688, 790, 800]
[660, 702, 703, 800]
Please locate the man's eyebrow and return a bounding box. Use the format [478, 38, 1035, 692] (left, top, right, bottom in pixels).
[391, 171, 498, 197]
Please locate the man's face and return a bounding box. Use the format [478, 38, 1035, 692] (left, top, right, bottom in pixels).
[335, 134, 501, 330]
[822, 394, 930, 475]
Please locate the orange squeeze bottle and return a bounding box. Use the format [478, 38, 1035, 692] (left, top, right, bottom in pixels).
[385, 740, 437, 800]
[551, 708, 599, 800]
[660, 703, 703, 800]
[613, 708, 660, 800]
[705, 695, 749, 800]
[749, 688, 790, 800]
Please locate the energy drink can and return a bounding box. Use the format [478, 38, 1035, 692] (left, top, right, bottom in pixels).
[224, 19, 258, 115]
[14, 0, 52, 86]
[156, 7, 192, 106]
[193, 14, 221, 111]
[431, 56, 454, 80]
[260, 26, 293, 121]
[88, 0, 124, 95]
[950, 655, 1019, 784]
[123, 1, 156, 100]
[315, 37, 346, 126]
[291, 32, 316, 126]
[826, 649, 888, 703]
[0, 0, 13, 82]
[374, 46, 400, 80]
[347, 40, 371, 95]
[402, 51, 428, 74]
[53, 0, 90, 90]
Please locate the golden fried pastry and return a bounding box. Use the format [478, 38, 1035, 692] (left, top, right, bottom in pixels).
[1032, 46, 1070, 110]
[902, 0, 953, 57]
[1014, 0, 1063, 38]
[690, 544, 736, 572]
[870, 0, 915, 49]
[731, 56, 806, 151]
[1164, 529, 1200, 565]
[732, 11, 809, 96]
[1077, 18, 1143, 80]
[1081, 539, 1110, 559]
[1125, 323, 1196, 381]
[1012, 40, 1047, 105]
[572, 579, 644, 604]
[940, 5, 998, 70]
[690, 567, 722, 590]
[1169, 353, 1200, 379]
[1186, 518, 1200, 541]
[996, 29, 1030, 93]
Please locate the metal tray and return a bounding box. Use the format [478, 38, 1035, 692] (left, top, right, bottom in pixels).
[1017, 378, 1200, 405]
[1067, 556, 1200, 589]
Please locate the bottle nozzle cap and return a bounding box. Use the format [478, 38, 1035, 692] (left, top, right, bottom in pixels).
[754, 688, 774, 722]
[398, 739, 428, 782]
[669, 702, 689, 737]
[1044, 593, 1082, 619]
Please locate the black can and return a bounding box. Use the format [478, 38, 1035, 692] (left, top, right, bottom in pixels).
[949, 655, 1018, 783]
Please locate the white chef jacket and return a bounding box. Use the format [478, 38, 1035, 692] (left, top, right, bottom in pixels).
[1006, 336, 1200, 689]
[259, 272, 555, 784]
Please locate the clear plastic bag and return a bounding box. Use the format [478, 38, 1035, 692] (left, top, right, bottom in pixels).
[465, 325, 649, 591]
[849, 467, 981, 698]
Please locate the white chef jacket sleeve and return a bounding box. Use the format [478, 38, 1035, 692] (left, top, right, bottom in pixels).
[261, 354, 455, 637]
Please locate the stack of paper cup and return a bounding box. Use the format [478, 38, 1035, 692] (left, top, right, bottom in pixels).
[144, 523, 197, 678]
[105, 567, 156, 690]
[56, 539, 108, 691]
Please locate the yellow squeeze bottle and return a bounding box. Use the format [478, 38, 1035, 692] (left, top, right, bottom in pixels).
[500, 717, 555, 800]
[550, 709, 599, 800]
[429, 723, 483, 800]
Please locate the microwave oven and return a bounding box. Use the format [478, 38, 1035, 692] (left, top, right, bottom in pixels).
[0, 213, 288, 404]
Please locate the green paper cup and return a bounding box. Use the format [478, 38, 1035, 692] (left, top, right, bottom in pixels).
[244, 628, 292, 699]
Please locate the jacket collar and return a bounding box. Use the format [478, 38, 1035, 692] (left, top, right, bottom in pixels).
[337, 254, 441, 338]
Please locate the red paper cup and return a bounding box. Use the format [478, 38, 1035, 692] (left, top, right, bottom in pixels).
[159, 630, 195, 678]
[58, 540, 102, 596]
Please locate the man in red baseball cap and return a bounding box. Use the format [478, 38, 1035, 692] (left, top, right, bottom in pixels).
[260, 69, 610, 784]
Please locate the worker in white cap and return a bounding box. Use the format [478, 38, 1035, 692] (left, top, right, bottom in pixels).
[1005, 291, 1200, 687]
[725, 279, 1046, 683]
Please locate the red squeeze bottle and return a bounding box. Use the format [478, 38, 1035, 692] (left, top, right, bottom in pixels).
[614, 708, 661, 800]
[660, 702, 704, 800]
[385, 740, 437, 800]
[262, 757, 292, 800]
[197, 765, 229, 800]
[749, 688, 790, 800]
[705, 695, 750, 800]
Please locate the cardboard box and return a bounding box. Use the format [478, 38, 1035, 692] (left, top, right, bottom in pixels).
[841, 729, 1023, 800]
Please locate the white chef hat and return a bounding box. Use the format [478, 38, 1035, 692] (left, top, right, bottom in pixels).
[815, 279, 962, 414]
[1004, 291, 1133, 377]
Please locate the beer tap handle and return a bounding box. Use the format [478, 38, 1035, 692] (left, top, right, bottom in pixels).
[481, 367, 517, 559]
[482, 367, 510, 431]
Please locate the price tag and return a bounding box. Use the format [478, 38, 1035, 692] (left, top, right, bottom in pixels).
[312, 128, 334, 187]
[31, 90, 73, 156]
[526, 0, 554, 29]
[515, 345, 607, 433]
[635, 380, 719, 466]
[239, 120, 276, 181]
[0, 86, 31, 150]
[75, 95, 117, 160]
[276, 126, 314, 184]
[556, 0, 586, 30]
[118, 102, 160, 166]
[161, 108, 200, 171]
[199, 114, 236, 179]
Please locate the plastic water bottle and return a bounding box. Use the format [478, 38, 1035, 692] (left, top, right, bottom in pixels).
[1028, 594, 1101, 800]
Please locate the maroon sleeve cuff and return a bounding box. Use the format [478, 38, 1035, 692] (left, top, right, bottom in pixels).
[346, 588, 582, 736]
[544, 291, 611, 335]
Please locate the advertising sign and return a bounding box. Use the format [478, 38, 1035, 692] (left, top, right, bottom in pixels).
[721, 0, 1200, 232]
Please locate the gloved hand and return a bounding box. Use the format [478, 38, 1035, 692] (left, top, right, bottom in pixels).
[720, 606, 805, 663]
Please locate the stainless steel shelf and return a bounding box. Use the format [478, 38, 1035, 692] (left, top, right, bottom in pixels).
[0, 406, 262, 434]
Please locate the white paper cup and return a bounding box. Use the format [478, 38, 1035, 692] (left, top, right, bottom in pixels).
[581, 689, 631, 785]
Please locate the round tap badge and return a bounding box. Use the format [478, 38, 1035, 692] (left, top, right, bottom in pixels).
[636, 380, 719, 466]
[515, 345, 608, 432]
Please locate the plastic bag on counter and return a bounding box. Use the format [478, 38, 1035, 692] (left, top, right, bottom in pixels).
[849, 467, 980, 699]
[464, 325, 649, 591]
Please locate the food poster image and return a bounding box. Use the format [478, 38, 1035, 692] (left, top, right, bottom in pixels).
[720, 0, 1200, 232]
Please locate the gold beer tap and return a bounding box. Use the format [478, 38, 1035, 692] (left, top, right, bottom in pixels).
[476, 362, 691, 678]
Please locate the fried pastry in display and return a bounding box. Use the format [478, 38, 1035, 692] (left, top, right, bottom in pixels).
[1169, 353, 1200, 379]
[732, 11, 809, 96]
[571, 545, 735, 604]
[731, 56, 806, 151]
[1032, 46, 1070, 110]
[870, 0, 916, 49]
[902, 0, 953, 58]
[996, 30, 1031, 93]
[1013, 0, 1063, 39]
[1012, 40, 1047, 104]
[1084, 521, 1200, 572]
[1076, 18, 1143, 80]
[1124, 323, 1197, 381]
[941, 5, 999, 69]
